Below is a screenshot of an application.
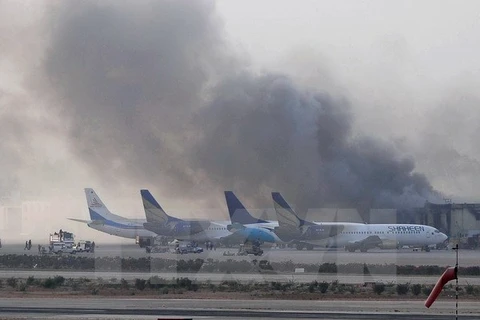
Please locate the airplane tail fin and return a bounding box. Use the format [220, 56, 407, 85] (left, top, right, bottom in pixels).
[140, 189, 178, 224]
[224, 191, 268, 225]
[272, 192, 313, 228]
[84, 188, 117, 221]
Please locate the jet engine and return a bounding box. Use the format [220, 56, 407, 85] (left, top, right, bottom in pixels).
[227, 224, 276, 243]
[377, 239, 400, 249]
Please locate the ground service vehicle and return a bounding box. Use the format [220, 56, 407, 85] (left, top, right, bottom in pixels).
[237, 243, 263, 256]
[75, 240, 93, 252]
[50, 242, 76, 255]
[48, 231, 87, 255]
[177, 245, 204, 254]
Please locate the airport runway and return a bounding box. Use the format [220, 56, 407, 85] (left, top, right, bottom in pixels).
[0, 269, 478, 285]
[0, 244, 472, 266]
[0, 298, 478, 319]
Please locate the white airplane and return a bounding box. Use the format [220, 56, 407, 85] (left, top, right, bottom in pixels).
[140, 189, 233, 243]
[69, 188, 157, 242]
[272, 192, 449, 252]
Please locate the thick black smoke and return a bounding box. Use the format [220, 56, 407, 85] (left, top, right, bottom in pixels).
[189, 73, 440, 210]
[36, 0, 441, 210]
[41, 0, 233, 191]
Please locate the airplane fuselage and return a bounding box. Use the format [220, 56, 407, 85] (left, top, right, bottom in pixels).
[87, 219, 156, 239]
[143, 219, 232, 242]
[311, 222, 448, 248]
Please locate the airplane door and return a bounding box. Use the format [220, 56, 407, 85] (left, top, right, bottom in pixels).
[426, 230, 431, 239]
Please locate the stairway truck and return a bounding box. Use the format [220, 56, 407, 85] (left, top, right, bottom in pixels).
[50, 231, 75, 247]
[49, 230, 77, 255]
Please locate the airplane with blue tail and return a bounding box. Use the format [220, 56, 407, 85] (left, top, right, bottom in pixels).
[71, 188, 233, 246]
[225, 191, 340, 248]
[272, 191, 448, 252]
[224, 191, 281, 245]
[272, 191, 343, 250]
[140, 189, 232, 243]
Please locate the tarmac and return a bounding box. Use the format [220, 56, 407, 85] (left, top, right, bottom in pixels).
[0, 298, 478, 319]
[1, 243, 470, 266]
[0, 244, 478, 319]
[1, 243, 475, 285]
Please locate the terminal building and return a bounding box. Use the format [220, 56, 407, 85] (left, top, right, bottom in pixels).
[403, 202, 480, 248]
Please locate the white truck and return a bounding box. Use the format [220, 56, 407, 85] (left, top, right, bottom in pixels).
[75, 240, 93, 253]
[47, 231, 77, 255]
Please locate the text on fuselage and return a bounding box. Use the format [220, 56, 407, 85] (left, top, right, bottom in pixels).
[387, 225, 425, 232]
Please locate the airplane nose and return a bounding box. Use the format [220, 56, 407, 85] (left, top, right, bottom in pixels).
[441, 233, 448, 242]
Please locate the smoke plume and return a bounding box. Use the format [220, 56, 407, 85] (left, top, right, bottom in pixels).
[2, 0, 443, 226]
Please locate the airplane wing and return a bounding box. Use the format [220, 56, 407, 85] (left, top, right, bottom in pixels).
[348, 235, 382, 247]
[68, 218, 91, 224]
[347, 235, 398, 251]
[226, 222, 246, 232]
[68, 218, 105, 226]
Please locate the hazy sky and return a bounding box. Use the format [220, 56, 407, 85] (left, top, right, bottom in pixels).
[1, 1, 480, 242]
[216, 1, 480, 198]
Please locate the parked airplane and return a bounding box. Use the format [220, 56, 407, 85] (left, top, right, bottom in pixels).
[272, 192, 449, 252]
[272, 192, 342, 250]
[69, 188, 157, 243]
[224, 191, 280, 245]
[140, 189, 232, 243]
[224, 191, 343, 247]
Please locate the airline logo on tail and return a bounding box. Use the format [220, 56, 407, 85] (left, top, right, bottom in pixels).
[224, 191, 269, 225]
[272, 192, 301, 228]
[90, 197, 102, 208]
[272, 192, 314, 228]
[140, 189, 177, 225]
[84, 188, 112, 221]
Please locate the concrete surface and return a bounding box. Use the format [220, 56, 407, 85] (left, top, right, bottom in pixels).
[1, 244, 470, 267]
[0, 298, 477, 319]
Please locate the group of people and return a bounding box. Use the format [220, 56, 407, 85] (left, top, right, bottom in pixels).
[53, 229, 66, 241]
[24, 239, 32, 250]
[205, 241, 216, 250]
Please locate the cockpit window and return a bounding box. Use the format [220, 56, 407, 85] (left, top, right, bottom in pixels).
[434, 229, 440, 233]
